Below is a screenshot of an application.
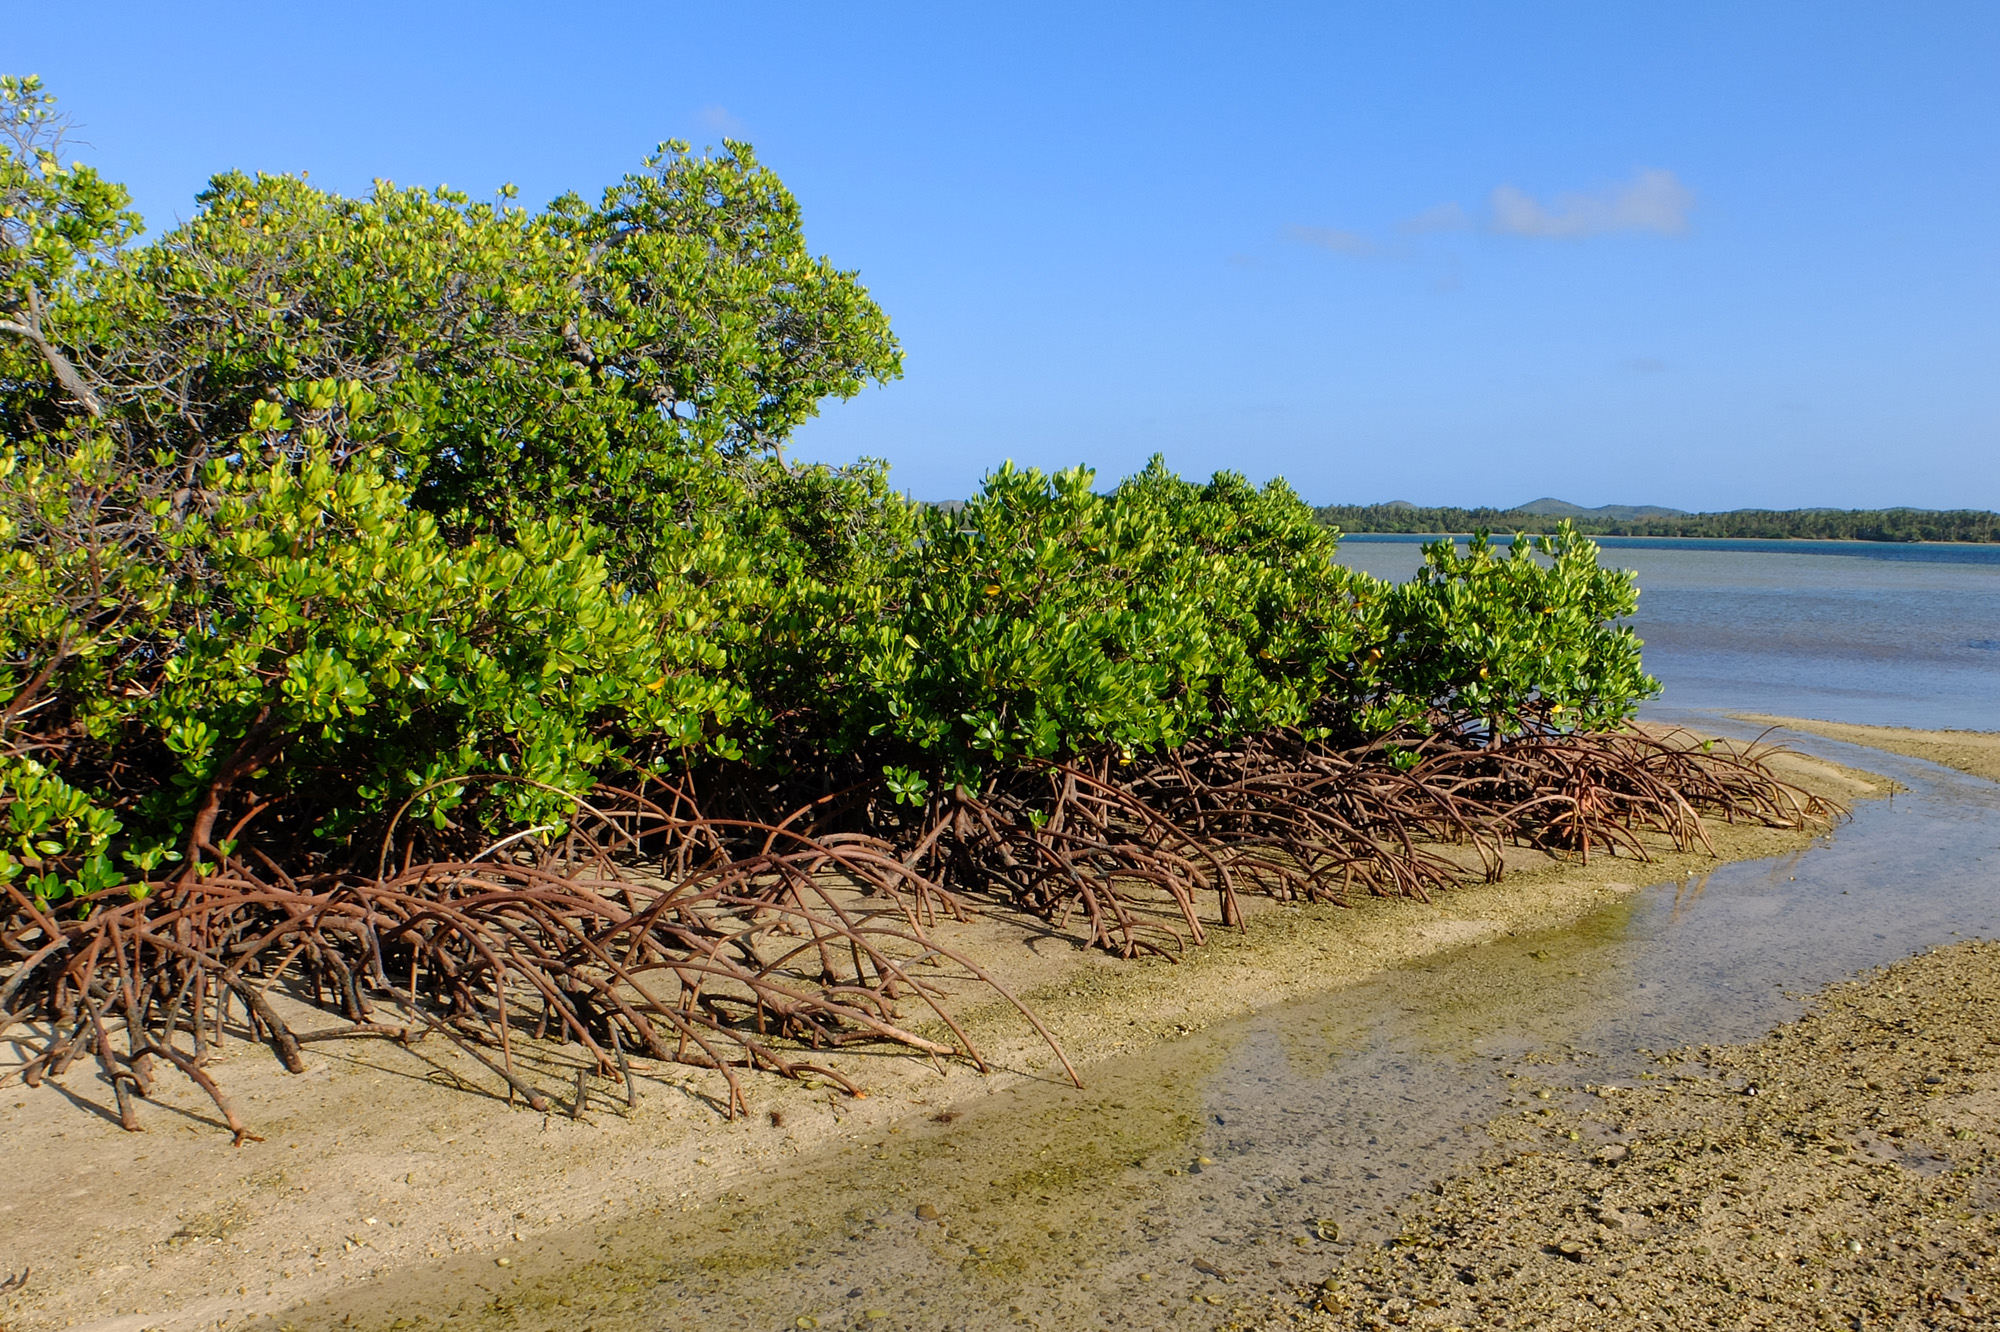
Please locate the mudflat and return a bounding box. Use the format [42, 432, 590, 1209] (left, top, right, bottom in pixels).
[1241, 938, 2000, 1331]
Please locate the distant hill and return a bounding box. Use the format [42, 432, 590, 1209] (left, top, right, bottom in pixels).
[1317, 500, 2000, 544]
[1509, 497, 1690, 520]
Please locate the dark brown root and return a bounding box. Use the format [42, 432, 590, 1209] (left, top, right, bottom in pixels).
[1408, 726, 1841, 863]
[0, 788, 1077, 1138]
[899, 725, 1841, 955]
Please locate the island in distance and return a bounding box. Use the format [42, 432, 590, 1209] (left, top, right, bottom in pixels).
[1324, 497, 2000, 543]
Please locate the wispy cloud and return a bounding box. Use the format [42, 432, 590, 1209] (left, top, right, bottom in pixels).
[1401, 202, 1470, 234]
[1278, 170, 1689, 269]
[698, 103, 745, 136]
[1284, 224, 1374, 256]
[1490, 168, 1694, 239]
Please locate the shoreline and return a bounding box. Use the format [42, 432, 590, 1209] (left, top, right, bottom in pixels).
[1732, 714, 2000, 785]
[0, 740, 1885, 1332]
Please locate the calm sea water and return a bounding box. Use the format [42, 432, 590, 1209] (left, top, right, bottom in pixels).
[1336, 535, 2000, 731]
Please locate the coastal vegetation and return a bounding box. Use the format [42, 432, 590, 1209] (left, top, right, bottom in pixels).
[0, 77, 1829, 1135]
[1315, 501, 2000, 543]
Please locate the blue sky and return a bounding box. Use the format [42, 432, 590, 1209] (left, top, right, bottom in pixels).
[11, 3, 1999, 509]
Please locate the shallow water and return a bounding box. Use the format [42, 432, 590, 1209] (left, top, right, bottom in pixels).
[1336, 535, 2000, 731]
[308, 733, 2000, 1332]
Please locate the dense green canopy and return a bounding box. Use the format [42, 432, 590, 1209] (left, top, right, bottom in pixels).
[1, 76, 1657, 907]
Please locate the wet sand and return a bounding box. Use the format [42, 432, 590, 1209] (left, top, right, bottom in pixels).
[0, 746, 1882, 1332]
[1238, 938, 2000, 1331]
[1734, 714, 2000, 784]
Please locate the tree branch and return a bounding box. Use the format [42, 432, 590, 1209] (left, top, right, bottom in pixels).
[0, 284, 103, 418]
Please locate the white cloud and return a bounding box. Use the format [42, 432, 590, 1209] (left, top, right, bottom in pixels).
[1284, 224, 1374, 256]
[698, 103, 746, 136]
[1401, 202, 1471, 234]
[1489, 168, 1694, 239]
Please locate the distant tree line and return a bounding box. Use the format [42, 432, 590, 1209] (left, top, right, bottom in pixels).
[1314, 504, 2000, 544]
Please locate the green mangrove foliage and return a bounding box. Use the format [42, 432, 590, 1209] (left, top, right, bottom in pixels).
[836, 461, 1386, 799]
[0, 74, 893, 900]
[2, 74, 1664, 913]
[794, 465, 1658, 802]
[3, 73, 901, 593]
[1377, 528, 1657, 737]
[1, 432, 752, 899]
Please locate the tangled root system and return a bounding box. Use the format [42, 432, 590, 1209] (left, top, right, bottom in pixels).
[1, 786, 1072, 1140]
[902, 725, 1839, 957]
[1, 727, 1836, 1135]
